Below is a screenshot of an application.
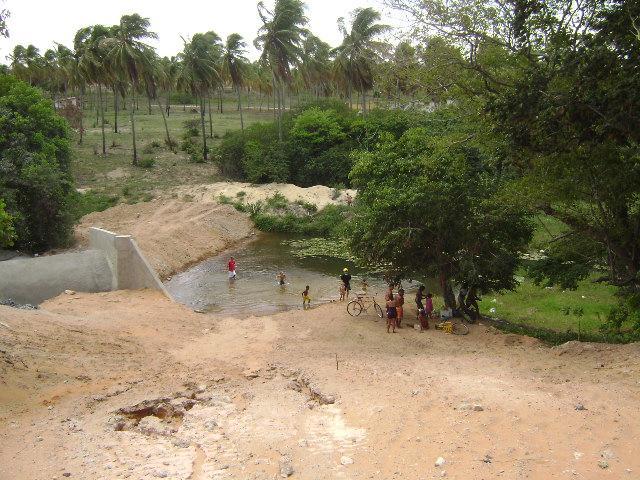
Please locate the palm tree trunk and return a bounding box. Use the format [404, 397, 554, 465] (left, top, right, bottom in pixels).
[208, 96, 213, 138]
[131, 93, 138, 166]
[147, 95, 152, 115]
[98, 83, 106, 154]
[113, 86, 119, 133]
[218, 88, 223, 114]
[78, 93, 84, 145]
[157, 96, 172, 146]
[348, 78, 353, 110]
[237, 86, 244, 133]
[200, 96, 208, 161]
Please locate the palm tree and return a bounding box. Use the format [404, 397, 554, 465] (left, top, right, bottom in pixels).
[222, 33, 249, 132]
[102, 14, 158, 166]
[333, 7, 389, 114]
[300, 34, 331, 99]
[177, 32, 221, 161]
[255, 0, 308, 140]
[74, 25, 111, 154]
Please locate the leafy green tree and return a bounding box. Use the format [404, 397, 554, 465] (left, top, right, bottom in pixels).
[0, 75, 74, 252]
[348, 116, 533, 307]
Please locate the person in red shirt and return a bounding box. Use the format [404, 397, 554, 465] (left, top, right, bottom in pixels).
[228, 256, 236, 279]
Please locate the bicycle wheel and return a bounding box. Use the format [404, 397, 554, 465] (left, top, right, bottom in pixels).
[347, 300, 363, 316]
[374, 302, 384, 319]
[452, 321, 469, 335]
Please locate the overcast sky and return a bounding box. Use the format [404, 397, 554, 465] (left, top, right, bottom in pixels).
[0, 0, 408, 62]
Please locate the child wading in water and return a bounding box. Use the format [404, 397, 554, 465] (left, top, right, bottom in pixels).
[386, 295, 397, 333]
[302, 286, 311, 309]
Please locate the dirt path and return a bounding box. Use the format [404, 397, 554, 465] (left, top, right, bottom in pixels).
[1, 292, 638, 479]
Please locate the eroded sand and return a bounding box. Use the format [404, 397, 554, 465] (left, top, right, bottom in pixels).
[1, 291, 639, 480]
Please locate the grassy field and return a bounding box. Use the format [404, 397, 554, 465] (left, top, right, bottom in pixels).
[482, 215, 620, 341]
[72, 99, 273, 202]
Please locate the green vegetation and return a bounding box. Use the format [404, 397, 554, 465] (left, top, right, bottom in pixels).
[0, 75, 74, 252]
[0, 199, 15, 247]
[70, 190, 118, 220]
[217, 102, 440, 186]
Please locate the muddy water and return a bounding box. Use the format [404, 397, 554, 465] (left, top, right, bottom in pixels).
[165, 234, 394, 316]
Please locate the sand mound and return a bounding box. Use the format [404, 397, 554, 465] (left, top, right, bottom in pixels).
[175, 181, 356, 209]
[75, 199, 254, 278]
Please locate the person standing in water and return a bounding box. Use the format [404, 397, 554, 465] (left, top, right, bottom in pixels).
[340, 268, 352, 300]
[228, 256, 237, 280]
[276, 271, 287, 286]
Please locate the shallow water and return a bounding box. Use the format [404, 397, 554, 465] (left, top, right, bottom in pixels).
[165, 235, 440, 315]
[165, 234, 392, 316]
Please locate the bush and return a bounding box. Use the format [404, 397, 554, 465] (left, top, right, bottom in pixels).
[138, 157, 155, 168]
[0, 75, 74, 252]
[183, 119, 200, 137]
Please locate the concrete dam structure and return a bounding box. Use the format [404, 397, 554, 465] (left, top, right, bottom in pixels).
[0, 228, 170, 305]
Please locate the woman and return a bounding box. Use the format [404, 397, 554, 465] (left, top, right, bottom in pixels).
[415, 285, 426, 318]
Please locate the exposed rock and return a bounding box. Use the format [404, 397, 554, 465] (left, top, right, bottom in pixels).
[279, 460, 294, 477]
[64, 290, 76, 295]
[435, 457, 446, 467]
[575, 403, 587, 411]
[340, 456, 354, 466]
[598, 460, 609, 469]
[473, 404, 484, 411]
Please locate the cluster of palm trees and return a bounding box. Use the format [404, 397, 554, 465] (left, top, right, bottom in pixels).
[6, 1, 391, 165]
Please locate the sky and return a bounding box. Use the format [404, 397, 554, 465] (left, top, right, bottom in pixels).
[0, 0, 407, 62]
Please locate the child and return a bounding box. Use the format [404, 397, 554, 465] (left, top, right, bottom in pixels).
[395, 288, 405, 328]
[418, 308, 429, 330]
[386, 295, 397, 333]
[361, 278, 369, 293]
[276, 271, 287, 286]
[302, 285, 311, 309]
[339, 282, 346, 301]
[415, 285, 425, 318]
[425, 292, 434, 318]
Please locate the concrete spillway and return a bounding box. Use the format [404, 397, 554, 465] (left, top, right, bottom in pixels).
[0, 228, 170, 305]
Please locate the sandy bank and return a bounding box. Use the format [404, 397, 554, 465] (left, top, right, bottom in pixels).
[174, 181, 356, 209]
[1, 292, 639, 479]
[75, 199, 254, 279]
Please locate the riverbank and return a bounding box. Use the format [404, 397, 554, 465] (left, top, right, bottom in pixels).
[1, 292, 638, 479]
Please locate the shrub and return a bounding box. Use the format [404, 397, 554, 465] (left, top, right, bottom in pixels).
[138, 157, 155, 168]
[183, 119, 200, 137]
[218, 194, 232, 205]
[0, 75, 74, 252]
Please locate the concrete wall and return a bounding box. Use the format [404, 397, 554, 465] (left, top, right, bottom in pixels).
[88, 227, 170, 297]
[0, 227, 170, 305]
[0, 250, 113, 304]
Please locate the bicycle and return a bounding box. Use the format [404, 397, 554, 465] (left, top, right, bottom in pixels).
[434, 316, 470, 335]
[347, 294, 384, 319]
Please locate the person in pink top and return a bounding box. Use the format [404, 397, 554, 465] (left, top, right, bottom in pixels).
[424, 292, 434, 317]
[228, 256, 236, 279]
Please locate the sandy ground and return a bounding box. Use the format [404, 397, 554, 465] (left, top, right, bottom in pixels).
[75, 200, 254, 279]
[1, 291, 639, 480]
[174, 182, 356, 209]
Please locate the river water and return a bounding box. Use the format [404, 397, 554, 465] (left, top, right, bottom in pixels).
[165, 234, 393, 316]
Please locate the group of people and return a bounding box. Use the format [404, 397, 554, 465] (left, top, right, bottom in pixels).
[228, 257, 439, 326]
